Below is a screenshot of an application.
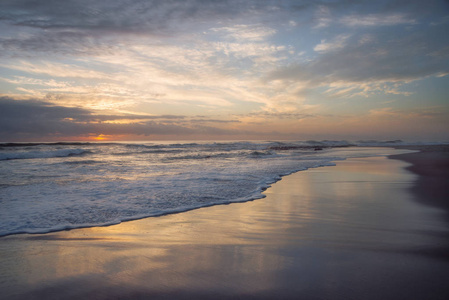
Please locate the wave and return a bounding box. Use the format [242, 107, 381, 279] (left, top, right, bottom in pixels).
[165, 152, 232, 161]
[64, 159, 100, 165]
[0, 139, 421, 162]
[0, 148, 88, 161]
[0, 143, 418, 237]
[248, 150, 278, 157]
[163, 149, 281, 161]
[353, 140, 449, 146]
[113, 149, 185, 156]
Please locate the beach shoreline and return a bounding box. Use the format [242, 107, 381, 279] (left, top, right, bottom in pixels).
[1, 147, 449, 299]
[390, 145, 449, 216]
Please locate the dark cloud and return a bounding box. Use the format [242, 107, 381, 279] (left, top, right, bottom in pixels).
[0, 97, 88, 122]
[0, 1, 233, 56]
[0, 0, 255, 33]
[0, 31, 115, 57]
[0, 0, 404, 36]
[85, 114, 186, 122]
[0, 0, 282, 57]
[0, 97, 92, 139]
[0, 97, 231, 140]
[1, 0, 447, 35]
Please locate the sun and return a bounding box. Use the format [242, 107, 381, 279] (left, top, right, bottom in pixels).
[93, 134, 108, 141]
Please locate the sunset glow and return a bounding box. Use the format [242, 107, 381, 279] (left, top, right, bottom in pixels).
[0, 0, 448, 142]
[93, 134, 108, 141]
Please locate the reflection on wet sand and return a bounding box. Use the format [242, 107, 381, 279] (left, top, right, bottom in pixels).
[1, 156, 449, 299]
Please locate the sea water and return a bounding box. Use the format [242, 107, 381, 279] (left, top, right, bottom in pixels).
[0, 140, 416, 236]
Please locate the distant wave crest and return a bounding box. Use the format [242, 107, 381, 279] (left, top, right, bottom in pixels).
[0, 148, 88, 160]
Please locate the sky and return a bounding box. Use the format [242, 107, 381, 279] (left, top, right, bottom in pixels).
[0, 0, 448, 142]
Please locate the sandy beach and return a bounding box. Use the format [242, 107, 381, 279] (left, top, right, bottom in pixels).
[392, 145, 449, 218]
[1, 147, 449, 300]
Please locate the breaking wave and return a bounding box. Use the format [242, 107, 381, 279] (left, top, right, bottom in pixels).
[0, 148, 88, 161]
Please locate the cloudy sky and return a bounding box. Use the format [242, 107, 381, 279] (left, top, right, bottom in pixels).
[1, 0, 448, 142]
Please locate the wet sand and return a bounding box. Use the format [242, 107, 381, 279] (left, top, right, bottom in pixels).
[1, 150, 449, 299]
[391, 145, 449, 216]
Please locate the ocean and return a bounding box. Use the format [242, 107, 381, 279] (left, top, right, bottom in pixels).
[0, 140, 416, 236]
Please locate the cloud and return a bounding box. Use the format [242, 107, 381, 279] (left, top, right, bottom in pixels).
[246, 111, 316, 120]
[0, 97, 247, 140]
[0, 30, 115, 57]
[340, 13, 416, 27]
[313, 34, 350, 53]
[189, 118, 240, 124]
[0, 1, 281, 61]
[0, 76, 70, 88]
[210, 24, 276, 42]
[0, 1, 448, 141]
[313, 5, 332, 29]
[0, 0, 282, 36]
[1, 60, 110, 80]
[0, 19, 287, 112]
[0, 97, 92, 138]
[368, 107, 446, 119]
[267, 21, 449, 97]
